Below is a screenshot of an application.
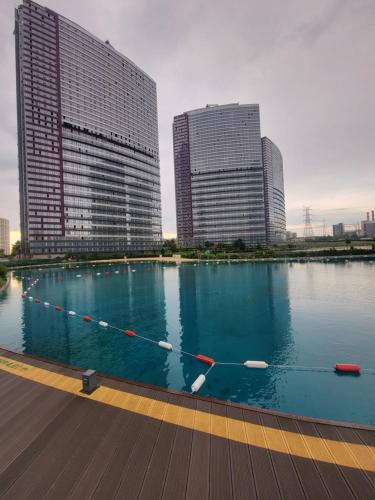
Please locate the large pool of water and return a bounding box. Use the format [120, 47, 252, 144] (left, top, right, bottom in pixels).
[0, 260, 374, 425]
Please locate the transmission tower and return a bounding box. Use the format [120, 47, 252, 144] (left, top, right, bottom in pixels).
[303, 207, 314, 238]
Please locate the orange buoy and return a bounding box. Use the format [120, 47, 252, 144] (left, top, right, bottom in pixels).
[196, 354, 215, 365]
[335, 364, 360, 373]
[124, 329, 136, 337]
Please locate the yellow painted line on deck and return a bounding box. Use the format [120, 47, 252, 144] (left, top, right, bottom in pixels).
[0, 355, 374, 473]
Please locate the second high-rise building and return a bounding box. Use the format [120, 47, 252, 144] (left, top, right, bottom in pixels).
[173, 103, 286, 247]
[15, 0, 162, 256]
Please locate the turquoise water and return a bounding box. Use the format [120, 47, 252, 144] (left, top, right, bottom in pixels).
[0, 260, 374, 425]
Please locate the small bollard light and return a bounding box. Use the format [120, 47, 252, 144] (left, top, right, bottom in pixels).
[81, 369, 98, 394]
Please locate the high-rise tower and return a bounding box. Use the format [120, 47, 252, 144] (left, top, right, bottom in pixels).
[15, 0, 162, 256]
[0, 218, 10, 256]
[262, 137, 286, 243]
[173, 103, 285, 247]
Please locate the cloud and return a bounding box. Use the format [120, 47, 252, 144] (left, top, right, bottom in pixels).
[0, 0, 374, 238]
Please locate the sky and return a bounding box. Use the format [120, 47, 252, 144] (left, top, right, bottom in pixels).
[0, 0, 374, 245]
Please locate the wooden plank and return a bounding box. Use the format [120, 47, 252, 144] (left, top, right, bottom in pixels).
[113, 392, 171, 499]
[0, 394, 77, 497]
[297, 421, 355, 500]
[356, 428, 375, 449]
[0, 372, 36, 404]
[90, 387, 160, 499]
[162, 397, 197, 500]
[42, 405, 121, 500]
[209, 402, 233, 500]
[260, 413, 305, 500]
[277, 416, 330, 499]
[316, 423, 375, 499]
[0, 397, 98, 499]
[185, 400, 211, 500]
[0, 386, 71, 473]
[226, 405, 256, 500]
[242, 409, 281, 499]
[69, 390, 143, 500]
[338, 427, 375, 489]
[0, 379, 49, 429]
[1, 352, 375, 500]
[137, 397, 182, 499]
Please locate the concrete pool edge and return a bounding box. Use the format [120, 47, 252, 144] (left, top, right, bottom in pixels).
[1, 345, 374, 432]
[5, 253, 375, 271]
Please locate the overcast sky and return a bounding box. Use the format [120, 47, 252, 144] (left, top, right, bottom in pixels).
[1, 0, 374, 244]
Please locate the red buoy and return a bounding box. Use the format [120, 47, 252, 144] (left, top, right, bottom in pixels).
[83, 315, 92, 322]
[335, 363, 360, 373]
[196, 354, 215, 365]
[55, 306, 62, 311]
[124, 329, 136, 337]
[104, 272, 110, 276]
[34, 298, 40, 304]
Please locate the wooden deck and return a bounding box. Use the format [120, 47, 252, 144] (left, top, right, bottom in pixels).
[0, 348, 374, 499]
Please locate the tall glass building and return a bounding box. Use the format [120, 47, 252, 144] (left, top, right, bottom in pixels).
[0, 218, 10, 256]
[15, 0, 162, 256]
[173, 103, 285, 247]
[262, 137, 286, 243]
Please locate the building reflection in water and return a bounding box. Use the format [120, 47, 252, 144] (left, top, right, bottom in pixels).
[21, 265, 169, 388]
[18, 262, 291, 407]
[176, 262, 292, 406]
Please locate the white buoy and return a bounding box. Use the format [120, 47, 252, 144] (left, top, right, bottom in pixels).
[132, 270, 136, 273]
[68, 310, 76, 316]
[99, 321, 108, 327]
[44, 302, 50, 307]
[96, 273, 101, 275]
[244, 360, 268, 369]
[115, 270, 120, 274]
[76, 274, 82, 278]
[158, 341, 172, 350]
[191, 374, 206, 393]
[28, 296, 33, 301]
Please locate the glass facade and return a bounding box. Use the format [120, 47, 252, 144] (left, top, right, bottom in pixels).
[15, 0, 162, 255]
[174, 104, 269, 247]
[0, 219, 10, 256]
[262, 137, 286, 243]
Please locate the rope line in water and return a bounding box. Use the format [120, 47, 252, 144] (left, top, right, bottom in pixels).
[20, 277, 375, 396]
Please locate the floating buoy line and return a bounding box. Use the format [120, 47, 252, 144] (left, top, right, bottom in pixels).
[20, 275, 375, 394]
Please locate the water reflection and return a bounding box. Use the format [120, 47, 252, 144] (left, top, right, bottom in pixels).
[176, 263, 292, 404]
[2, 261, 375, 424]
[20, 264, 170, 388]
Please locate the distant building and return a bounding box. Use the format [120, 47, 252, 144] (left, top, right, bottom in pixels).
[361, 210, 375, 238]
[0, 218, 10, 255]
[285, 231, 297, 240]
[332, 222, 359, 239]
[15, 0, 162, 256]
[333, 223, 345, 237]
[173, 103, 286, 248]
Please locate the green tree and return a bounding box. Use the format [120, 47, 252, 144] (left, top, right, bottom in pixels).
[163, 239, 177, 253]
[232, 238, 246, 251]
[11, 240, 21, 257]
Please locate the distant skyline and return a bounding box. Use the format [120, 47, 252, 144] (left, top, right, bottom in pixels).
[1, 0, 374, 246]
